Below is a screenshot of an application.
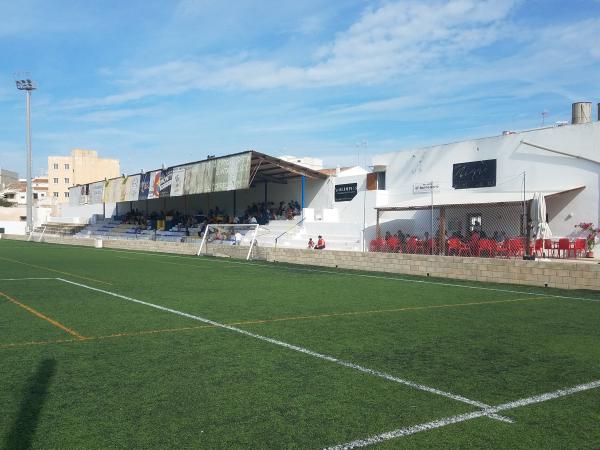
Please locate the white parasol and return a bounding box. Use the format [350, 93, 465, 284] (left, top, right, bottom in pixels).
[532, 192, 552, 258]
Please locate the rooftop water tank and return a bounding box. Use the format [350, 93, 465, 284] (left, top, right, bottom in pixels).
[572, 102, 592, 124]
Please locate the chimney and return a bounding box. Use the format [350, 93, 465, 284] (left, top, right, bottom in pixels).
[572, 102, 592, 124]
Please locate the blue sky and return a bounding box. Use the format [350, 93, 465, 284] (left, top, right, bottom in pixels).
[1, 0, 600, 176]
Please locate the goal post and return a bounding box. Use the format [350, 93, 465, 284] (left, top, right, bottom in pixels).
[197, 223, 260, 260]
[27, 226, 46, 243]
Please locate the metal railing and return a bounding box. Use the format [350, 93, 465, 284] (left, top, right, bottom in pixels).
[275, 218, 305, 247]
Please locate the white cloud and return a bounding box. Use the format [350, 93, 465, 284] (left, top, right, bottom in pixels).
[60, 0, 518, 110]
[75, 107, 159, 123]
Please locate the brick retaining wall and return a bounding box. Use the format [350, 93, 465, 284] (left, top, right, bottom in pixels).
[2, 234, 599, 290]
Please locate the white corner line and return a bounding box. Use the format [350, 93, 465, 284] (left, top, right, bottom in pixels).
[325, 379, 600, 449]
[53, 276, 509, 423]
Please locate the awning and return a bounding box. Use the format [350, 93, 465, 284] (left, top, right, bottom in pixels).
[249, 151, 327, 184]
[376, 186, 585, 212]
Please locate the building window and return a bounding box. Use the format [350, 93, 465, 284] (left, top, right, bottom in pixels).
[468, 214, 482, 233]
[64, 192, 69, 198]
[64, 178, 70, 184]
[53, 163, 59, 170]
[377, 171, 386, 190]
[64, 164, 70, 170]
[53, 178, 59, 184]
[53, 192, 59, 197]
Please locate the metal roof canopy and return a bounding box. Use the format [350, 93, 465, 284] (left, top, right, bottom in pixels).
[376, 186, 586, 212]
[249, 151, 327, 185]
[74, 150, 327, 189]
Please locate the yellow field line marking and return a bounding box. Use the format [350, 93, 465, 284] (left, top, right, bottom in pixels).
[226, 296, 550, 325]
[0, 338, 80, 348]
[0, 291, 87, 340]
[0, 255, 112, 285]
[94, 324, 214, 340]
[0, 295, 548, 349]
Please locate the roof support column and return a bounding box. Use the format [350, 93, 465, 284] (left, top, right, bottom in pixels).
[438, 206, 446, 256]
[233, 190, 237, 217]
[301, 175, 305, 220]
[264, 181, 268, 205]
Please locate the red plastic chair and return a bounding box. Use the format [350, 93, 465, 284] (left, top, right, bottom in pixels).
[447, 238, 471, 256]
[386, 236, 401, 253]
[477, 239, 496, 257]
[369, 238, 385, 252]
[574, 238, 586, 258]
[534, 239, 543, 257]
[557, 238, 572, 258]
[507, 239, 524, 258]
[405, 237, 419, 254]
[544, 239, 554, 257]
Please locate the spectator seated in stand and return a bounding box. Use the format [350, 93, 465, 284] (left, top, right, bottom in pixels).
[307, 238, 315, 249]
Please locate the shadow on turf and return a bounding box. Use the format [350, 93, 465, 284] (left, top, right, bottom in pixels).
[4, 359, 56, 450]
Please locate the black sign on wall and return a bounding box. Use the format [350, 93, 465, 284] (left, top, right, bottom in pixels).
[452, 159, 497, 189]
[335, 183, 358, 202]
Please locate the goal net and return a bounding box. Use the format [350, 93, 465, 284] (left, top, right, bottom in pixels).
[27, 226, 47, 243]
[197, 223, 260, 260]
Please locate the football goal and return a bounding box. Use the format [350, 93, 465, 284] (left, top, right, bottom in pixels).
[27, 226, 47, 243]
[197, 223, 260, 260]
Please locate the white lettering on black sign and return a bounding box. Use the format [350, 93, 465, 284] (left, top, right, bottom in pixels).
[335, 183, 358, 202]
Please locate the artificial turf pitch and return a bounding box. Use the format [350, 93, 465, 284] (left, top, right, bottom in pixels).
[1, 239, 599, 449]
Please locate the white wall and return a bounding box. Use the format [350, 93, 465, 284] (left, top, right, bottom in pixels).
[0, 221, 26, 234]
[58, 203, 106, 223]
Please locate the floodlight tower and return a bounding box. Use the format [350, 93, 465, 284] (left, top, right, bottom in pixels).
[15, 76, 37, 234]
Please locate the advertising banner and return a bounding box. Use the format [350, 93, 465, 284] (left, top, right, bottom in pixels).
[123, 174, 141, 202]
[452, 159, 497, 189]
[138, 172, 150, 200]
[148, 170, 161, 199]
[90, 181, 104, 204]
[159, 168, 173, 197]
[170, 166, 186, 197]
[183, 153, 250, 195]
[103, 178, 122, 203]
[79, 184, 89, 205]
[213, 153, 251, 192]
[183, 161, 214, 195]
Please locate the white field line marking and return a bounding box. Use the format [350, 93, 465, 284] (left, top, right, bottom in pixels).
[326, 378, 600, 449]
[0, 277, 56, 281]
[100, 247, 600, 304]
[55, 277, 510, 423]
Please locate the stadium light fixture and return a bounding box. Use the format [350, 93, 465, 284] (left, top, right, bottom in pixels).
[15, 73, 37, 235]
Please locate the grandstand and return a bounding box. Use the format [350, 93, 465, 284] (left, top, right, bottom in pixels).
[62, 214, 361, 251]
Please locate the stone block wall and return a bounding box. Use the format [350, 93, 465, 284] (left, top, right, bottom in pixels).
[2, 234, 599, 291]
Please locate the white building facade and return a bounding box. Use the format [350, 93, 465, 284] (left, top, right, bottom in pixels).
[370, 120, 600, 242]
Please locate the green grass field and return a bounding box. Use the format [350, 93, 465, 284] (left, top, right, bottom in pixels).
[1, 239, 600, 449]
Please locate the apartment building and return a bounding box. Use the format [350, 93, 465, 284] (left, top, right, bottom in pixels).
[0, 168, 18, 190]
[1, 177, 49, 206]
[48, 149, 120, 203]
